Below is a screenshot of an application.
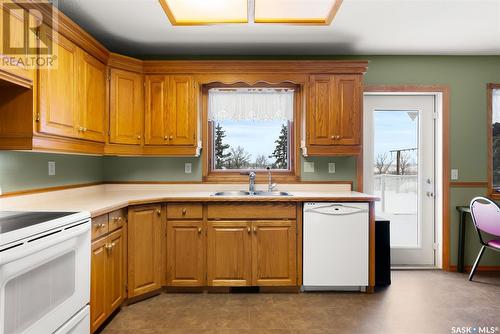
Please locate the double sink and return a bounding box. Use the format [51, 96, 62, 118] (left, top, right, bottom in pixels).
[212, 190, 292, 197]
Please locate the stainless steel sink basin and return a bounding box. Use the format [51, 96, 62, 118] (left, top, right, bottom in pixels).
[253, 191, 292, 196]
[211, 190, 292, 196]
[212, 191, 251, 196]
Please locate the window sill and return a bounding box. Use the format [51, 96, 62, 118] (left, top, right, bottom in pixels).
[203, 171, 300, 184]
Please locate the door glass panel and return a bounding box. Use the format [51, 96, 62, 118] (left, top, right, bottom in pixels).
[373, 110, 419, 248]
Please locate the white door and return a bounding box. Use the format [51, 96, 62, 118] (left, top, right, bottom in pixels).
[364, 95, 436, 267]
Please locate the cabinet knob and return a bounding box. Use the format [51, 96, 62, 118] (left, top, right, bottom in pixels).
[330, 135, 335, 140]
[164, 136, 168, 140]
[137, 135, 141, 140]
[198, 227, 202, 234]
[336, 135, 341, 140]
[169, 136, 174, 140]
[83, 127, 87, 132]
[253, 226, 257, 233]
[156, 209, 161, 215]
[78, 126, 83, 132]
[95, 223, 106, 229]
[247, 227, 251, 233]
[182, 208, 187, 215]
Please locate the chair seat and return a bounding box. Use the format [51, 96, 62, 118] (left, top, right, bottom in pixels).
[487, 239, 500, 249]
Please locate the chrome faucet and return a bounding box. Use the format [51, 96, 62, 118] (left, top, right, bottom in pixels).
[248, 171, 256, 194]
[266, 167, 278, 192]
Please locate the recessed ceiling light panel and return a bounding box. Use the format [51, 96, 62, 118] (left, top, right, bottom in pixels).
[254, 0, 343, 24]
[160, 0, 248, 25]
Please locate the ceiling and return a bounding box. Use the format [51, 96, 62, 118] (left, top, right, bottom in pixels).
[56, 0, 500, 57]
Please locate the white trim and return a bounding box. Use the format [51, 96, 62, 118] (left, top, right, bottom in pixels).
[363, 91, 444, 269]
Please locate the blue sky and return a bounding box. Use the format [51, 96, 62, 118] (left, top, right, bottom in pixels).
[374, 111, 419, 158]
[217, 120, 285, 160]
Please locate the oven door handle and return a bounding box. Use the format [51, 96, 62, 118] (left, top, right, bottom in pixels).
[0, 221, 90, 265]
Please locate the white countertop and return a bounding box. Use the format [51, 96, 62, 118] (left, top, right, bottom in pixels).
[0, 184, 379, 217]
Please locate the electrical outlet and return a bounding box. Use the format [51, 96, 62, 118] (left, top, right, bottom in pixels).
[328, 162, 336, 173]
[184, 162, 192, 174]
[451, 169, 458, 180]
[48, 161, 56, 176]
[304, 161, 315, 173]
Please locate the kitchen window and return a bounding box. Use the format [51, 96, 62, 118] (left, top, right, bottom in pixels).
[489, 84, 500, 197]
[203, 85, 299, 181]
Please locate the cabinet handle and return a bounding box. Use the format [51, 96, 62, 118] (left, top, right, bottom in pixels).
[247, 227, 251, 233]
[198, 227, 202, 234]
[182, 208, 187, 215]
[156, 209, 161, 215]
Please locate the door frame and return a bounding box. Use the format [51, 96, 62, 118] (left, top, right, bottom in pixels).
[363, 85, 450, 270]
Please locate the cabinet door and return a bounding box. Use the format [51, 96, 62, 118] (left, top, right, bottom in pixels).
[127, 205, 162, 297]
[38, 28, 79, 138]
[251, 220, 297, 286]
[106, 228, 125, 313]
[308, 75, 335, 145]
[109, 69, 143, 145]
[0, 1, 34, 82]
[166, 220, 205, 286]
[334, 75, 361, 145]
[78, 50, 106, 142]
[90, 237, 108, 332]
[207, 221, 251, 286]
[144, 75, 168, 145]
[167, 75, 196, 146]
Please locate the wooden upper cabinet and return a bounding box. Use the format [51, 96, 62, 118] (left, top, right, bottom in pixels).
[308, 74, 335, 145]
[38, 28, 79, 138]
[251, 220, 296, 286]
[127, 205, 162, 298]
[144, 75, 168, 145]
[168, 75, 196, 146]
[144, 74, 196, 146]
[0, 1, 35, 84]
[109, 68, 144, 145]
[78, 50, 107, 142]
[166, 220, 205, 286]
[334, 75, 361, 145]
[207, 221, 252, 287]
[306, 74, 362, 155]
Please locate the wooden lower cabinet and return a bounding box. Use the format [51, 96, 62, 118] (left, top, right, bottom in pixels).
[252, 221, 297, 286]
[90, 228, 125, 333]
[166, 220, 205, 286]
[207, 221, 252, 286]
[127, 205, 163, 297]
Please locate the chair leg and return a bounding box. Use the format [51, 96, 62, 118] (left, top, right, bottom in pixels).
[469, 245, 486, 281]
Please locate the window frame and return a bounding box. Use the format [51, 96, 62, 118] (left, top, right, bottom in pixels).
[202, 82, 302, 183]
[488, 83, 500, 199]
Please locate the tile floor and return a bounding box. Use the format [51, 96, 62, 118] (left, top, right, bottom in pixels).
[100, 270, 500, 334]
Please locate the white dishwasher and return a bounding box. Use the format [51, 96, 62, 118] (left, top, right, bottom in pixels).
[303, 202, 369, 291]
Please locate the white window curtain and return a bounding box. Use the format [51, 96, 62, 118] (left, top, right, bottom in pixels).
[208, 88, 294, 121]
[493, 89, 500, 124]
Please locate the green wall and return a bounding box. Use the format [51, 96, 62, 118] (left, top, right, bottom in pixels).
[0, 151, 103, 193]
[1, 55, 500, 266]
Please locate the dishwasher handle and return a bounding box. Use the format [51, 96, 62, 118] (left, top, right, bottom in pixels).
[304, 203, 368, 216]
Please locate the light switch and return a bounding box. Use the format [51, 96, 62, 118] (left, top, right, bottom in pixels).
[304, 161, 315, 173]
[328, 162, 336, 173]
[184, 162, 192, 174]
[451, 169, 458, 180]
[48, 161, 56, 176]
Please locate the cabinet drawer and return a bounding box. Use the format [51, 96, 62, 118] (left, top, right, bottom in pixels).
[108, 208, 126, 232]
[207, 203, 296, 220]
[167, 203, 203, 219]
[91, 214, 109, 240]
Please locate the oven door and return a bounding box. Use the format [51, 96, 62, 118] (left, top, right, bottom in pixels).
[0, 219, 90, 334]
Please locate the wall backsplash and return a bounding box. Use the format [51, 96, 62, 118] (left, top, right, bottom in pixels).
[0, 151, 103, 194]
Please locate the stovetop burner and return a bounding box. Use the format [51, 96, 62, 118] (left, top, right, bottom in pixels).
[0, 211, 78, 234]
